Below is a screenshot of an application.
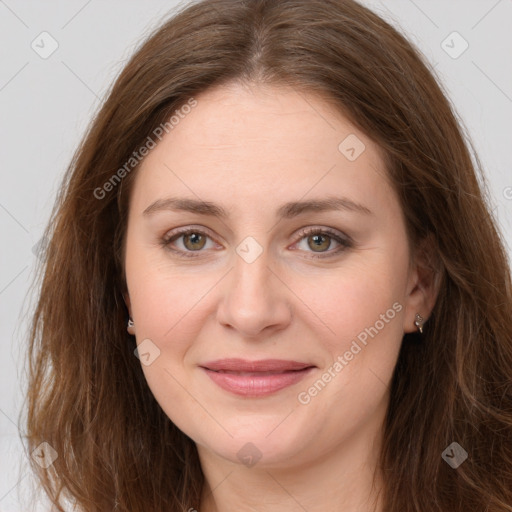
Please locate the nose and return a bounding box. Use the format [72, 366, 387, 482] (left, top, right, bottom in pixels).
[216, 249, 292, 338]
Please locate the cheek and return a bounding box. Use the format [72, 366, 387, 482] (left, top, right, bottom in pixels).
[293, 266, 405, 434]
[125, 239, 211, 337]
[305, 255, 405, 345]
[308, 251, 408, 398]
[129, 269, 213, 347]
[125, 260, 213, 432]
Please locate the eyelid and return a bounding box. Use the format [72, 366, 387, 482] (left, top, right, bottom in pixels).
[292, 226, 353, 246]
[289, 226, 353, 258]
[160, 225, 222, 255]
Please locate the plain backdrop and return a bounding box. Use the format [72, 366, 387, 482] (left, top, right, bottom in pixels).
[1, 1, 511, 510]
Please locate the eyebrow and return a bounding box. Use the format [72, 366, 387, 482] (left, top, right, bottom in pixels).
[142, 196, 373, 218]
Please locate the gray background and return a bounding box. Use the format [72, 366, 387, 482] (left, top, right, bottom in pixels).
[1, 1, 511, 510]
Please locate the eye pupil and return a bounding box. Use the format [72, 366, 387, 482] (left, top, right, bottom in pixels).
[308, 234, 330, 252]
[184, 232, 206, 250]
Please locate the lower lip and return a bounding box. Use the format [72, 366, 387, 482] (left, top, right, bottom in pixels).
[201, 367, 315, 397]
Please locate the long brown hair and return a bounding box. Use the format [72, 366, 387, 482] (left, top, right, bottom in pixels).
[22, 0, 512, 510]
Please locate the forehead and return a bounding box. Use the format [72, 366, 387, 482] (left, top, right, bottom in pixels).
[130, 83, 395, 217]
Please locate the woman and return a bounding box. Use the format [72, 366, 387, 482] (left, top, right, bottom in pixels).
[24, 0, 512, 510]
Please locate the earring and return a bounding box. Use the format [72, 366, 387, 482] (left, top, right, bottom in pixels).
[127, 317, 135, 334]
[414, 313, 424, 334]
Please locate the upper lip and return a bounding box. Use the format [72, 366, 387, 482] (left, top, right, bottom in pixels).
[200, 358, 315, 372]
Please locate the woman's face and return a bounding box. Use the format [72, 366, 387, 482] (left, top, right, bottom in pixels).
[123, 82, 427, 469]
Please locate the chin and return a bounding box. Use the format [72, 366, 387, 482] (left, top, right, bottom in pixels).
[195, 422, 313, 469]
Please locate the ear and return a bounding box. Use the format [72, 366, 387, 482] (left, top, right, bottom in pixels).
[123, 292, 132, 318]
[123, 292, 136, 335]
[403, 233, 441, 333]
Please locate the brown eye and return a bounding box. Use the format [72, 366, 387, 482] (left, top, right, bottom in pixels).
[294, 227, 352, 259]
[307, 233, 332, 252]
[182, 232, 207, 251]
[161, 228, 216, 258]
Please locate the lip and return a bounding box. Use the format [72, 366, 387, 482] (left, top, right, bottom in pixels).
[199, 358, 315, 397]
[200, 358, 314, 372]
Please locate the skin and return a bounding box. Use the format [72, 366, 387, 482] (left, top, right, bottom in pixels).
[123, 82, 438, 512]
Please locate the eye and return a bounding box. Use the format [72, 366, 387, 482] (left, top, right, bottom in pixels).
[160, 226, 353, 259]
[160, 227, 218, 258]
[292, 227, 353, 259]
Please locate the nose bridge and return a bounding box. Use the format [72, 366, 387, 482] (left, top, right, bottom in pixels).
[216, 237, 291, 336]
[233, 244, 271, 299]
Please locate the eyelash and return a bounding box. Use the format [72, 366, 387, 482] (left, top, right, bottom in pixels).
[160, 226, 353, 259]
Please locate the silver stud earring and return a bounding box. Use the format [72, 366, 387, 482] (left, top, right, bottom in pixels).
[127, 317, 134, 334]
[414, 313, 424, 334]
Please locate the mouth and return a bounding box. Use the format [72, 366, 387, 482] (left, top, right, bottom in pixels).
[199, 360, 315, 397]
